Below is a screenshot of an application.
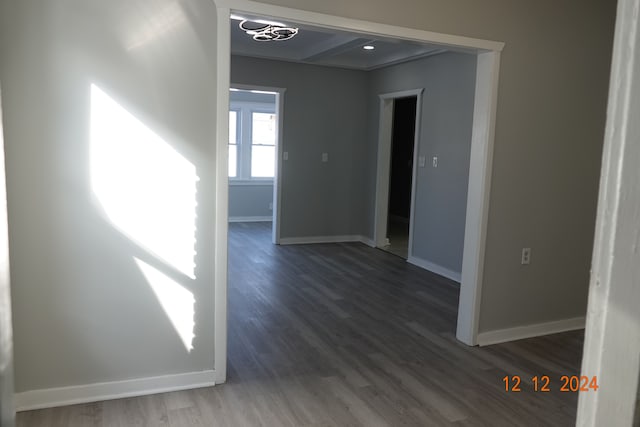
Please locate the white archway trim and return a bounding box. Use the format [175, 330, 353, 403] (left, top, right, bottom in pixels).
[576, 0, 640, 423]
[456, 51, 502, 345]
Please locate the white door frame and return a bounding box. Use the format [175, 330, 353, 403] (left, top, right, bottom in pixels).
[214, 0, 504, 382]
[456, 51, 502, 345]
[229, 83, 286, 245]
[374, 89, 424, 261]
[576, 0, 640, 424]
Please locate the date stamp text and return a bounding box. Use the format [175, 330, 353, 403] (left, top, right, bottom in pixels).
[503, 375, 599, 392]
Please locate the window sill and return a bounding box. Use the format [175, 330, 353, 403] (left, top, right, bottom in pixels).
[229, 179, 274, 187]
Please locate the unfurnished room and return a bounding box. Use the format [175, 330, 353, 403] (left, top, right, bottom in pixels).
[1, 0, 639, 426]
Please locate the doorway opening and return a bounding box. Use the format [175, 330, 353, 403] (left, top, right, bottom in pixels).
[214, 2, 504, 381]
[227, 85, 285, 245]
[378, 95, 419, 260]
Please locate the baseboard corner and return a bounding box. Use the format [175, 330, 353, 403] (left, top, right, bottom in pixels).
[407, 256, 461, 282]
[477, 316, 586, 346]
[358, 235, 376, 247]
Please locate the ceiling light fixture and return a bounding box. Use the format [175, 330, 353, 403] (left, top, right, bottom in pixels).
[363, 45, 375, 50]
[239, 19, 298, 42]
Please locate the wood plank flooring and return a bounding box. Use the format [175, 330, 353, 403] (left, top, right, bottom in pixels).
[17, 222, 584, 426]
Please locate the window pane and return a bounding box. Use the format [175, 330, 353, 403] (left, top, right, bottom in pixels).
[252, 112, 275, 146]
[228, 144, 237, 177]
[251, 145, 275, 178]
[229, 111, 237, 144]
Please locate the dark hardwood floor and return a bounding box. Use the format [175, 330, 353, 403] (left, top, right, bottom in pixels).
[17, 221, 584, 426]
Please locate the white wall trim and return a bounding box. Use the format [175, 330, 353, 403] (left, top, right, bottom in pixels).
[216, 0, 505, 52]
[477, 317, 585, 346]
[14, 370, 216, 412]
[455, 51, 502, 346]
[407, 256, 461, 282]
[577, 0, 640, 423]
[359, 236, 376, 247]
[273, 89, 286, 245]
[379, 89, 425, 101]
[214, 5, 231, 385]
[280, 235, 374, 246]
[229, 216, 272, 223]
[406, 91, 424, 261]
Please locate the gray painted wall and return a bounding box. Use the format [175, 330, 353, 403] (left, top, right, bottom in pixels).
[229, 185, 273, 219]
[0, 0, 218, 393]
[232, 52, 476, 274]
[368, 53, 477, 274]
[232, 55, 369, 238]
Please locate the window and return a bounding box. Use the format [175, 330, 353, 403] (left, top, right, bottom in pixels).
[228, 102, 276, 180]
[251, 112, 276, 178]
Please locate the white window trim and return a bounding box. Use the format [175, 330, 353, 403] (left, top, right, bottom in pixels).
[229, 100, 276, 182]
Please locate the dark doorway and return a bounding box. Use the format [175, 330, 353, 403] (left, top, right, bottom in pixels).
[383, 96, 417, 259]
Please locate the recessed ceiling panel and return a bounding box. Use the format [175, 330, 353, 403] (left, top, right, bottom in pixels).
[230, 13, 450, 70]
[312, 39, 445, 71]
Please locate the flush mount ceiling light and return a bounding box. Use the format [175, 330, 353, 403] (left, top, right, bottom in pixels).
[239, 19, 299, 42]
[363, 45, 375, 50]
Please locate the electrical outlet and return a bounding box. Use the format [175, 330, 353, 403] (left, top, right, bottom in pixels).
[283, 151, 289, 161]
[432, 156, 438, 168]
[521, 248, 531, 265]
[322, 152, 328, 162]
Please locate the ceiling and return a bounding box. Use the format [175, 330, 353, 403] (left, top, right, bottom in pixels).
[230, 14, 449, 71]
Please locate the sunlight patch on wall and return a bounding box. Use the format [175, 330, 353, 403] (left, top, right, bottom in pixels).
[90, 84, 197, 279]
[134, 258, 195, 351]
[126, 1, 186, 51]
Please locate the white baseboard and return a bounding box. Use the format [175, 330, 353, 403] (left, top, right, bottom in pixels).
[15, 370, 216, 412]
[228, 216, 272, 223]
[477, 316, 586, 346]
[359, 236, 376, 247]
[280, 235, 375, 247]
[407, 256, 461, 282]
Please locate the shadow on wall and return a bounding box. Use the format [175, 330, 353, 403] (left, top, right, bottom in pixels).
[90, 84, 198, 352]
